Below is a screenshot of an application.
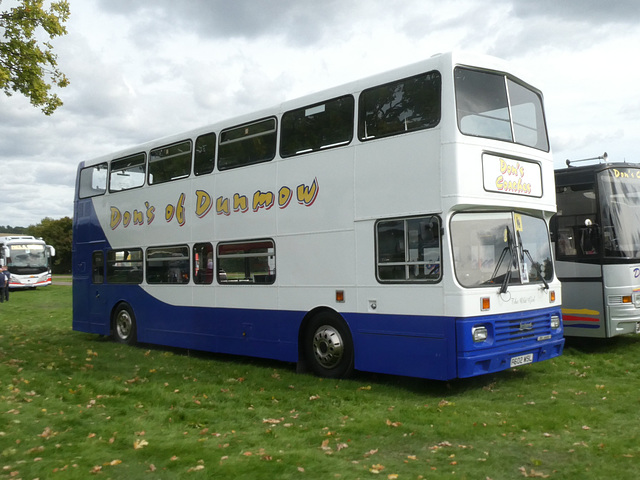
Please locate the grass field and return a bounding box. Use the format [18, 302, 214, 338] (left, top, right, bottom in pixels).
[1, 285, 639, 479]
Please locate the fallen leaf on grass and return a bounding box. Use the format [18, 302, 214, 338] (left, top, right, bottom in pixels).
[262, 418, 283, 425]
[519, 466, 550, 478]
[39, 427, 57, 439]
[133, 439, 149, 450]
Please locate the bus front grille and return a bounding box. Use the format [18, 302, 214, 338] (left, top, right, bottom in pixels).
[495, 313, 551, 344]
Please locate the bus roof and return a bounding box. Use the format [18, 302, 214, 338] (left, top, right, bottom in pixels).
[78, 51, 534, 169]
[555, 162, 640, 187]
[0, 235, 44, 243]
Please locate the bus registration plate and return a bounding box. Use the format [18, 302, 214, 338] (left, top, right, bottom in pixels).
[510, 354, 533, 367]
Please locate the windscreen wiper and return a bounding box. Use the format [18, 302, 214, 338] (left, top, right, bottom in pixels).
[488, 226, 516, 294]
[499, 227, 517, 294]
[517, 231, 549, 290]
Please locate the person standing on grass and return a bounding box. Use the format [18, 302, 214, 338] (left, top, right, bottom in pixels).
[1, 266, 9, 302]
[0, 266, 5, 303]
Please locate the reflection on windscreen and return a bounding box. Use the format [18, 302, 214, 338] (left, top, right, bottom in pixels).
[451, 212, 552, 289]
[9, 245, 48, 268]
[599, 168, 640, 258]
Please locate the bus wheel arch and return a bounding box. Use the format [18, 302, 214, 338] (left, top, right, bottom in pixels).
[300, 308, 354, 379]
[111, 302, 138, 346]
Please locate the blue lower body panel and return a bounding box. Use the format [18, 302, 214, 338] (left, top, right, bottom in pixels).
[455, 307, 565, 378]
[72, 283, 564, 381]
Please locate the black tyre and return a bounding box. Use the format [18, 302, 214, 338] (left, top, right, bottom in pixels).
[112, 303, 137, 345]
[304, 312, 354, 378]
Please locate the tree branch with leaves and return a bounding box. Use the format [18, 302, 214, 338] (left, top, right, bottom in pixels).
[0, 0, 70, 115]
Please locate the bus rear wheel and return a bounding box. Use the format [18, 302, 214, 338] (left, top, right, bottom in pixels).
[113, 303, 137, 345]
[304, 312, 354, 378]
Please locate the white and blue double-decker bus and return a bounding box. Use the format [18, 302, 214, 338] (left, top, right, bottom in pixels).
[72, 52, 563, 380]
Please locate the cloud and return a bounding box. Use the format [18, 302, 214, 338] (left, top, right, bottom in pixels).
[96, 0, 345, 46]
[2, 0, 640, 226]
[512, 0, 640, 24]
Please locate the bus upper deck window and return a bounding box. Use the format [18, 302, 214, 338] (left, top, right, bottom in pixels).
[455, 67, 549, 151]
[110, 154, 146, 192]
[281, 95, 354, 157]
[194, 133, 216, 176]
[78, 163, 107, 198]
[358, 71, 441, 141]
[218, 118, 277, 171]
[149, 141, 192, 185]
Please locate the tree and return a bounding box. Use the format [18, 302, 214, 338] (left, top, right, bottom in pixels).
[0, 0, 70, 115]
[27, 216, 72, 273]
[0, 225, 27, 234]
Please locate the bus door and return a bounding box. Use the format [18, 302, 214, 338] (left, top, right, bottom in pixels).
[73, 247, 108, 335]
[89, 250, 108, 331]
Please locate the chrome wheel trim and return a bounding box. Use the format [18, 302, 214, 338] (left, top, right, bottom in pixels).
[115, 309, 132, 340]
[312, 325, 344, 369]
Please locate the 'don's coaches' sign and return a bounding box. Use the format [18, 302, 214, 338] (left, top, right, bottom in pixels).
[482, 154, 542, 197]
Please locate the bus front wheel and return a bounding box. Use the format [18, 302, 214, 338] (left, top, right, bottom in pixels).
[304, 312, 354, 378]
[112, 303, 137, 345]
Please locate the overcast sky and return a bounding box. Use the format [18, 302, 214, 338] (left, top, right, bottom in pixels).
[2, 0, 640, 227]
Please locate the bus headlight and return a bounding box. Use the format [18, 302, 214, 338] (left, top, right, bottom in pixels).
[472, 325, 488, 343]
[550, 315, 561, 329]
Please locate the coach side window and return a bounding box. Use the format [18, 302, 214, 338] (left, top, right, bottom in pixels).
[92, 251, 104, 284]
[554, 185, 597, 257]
[106, 249, 143, 284]
[193, 243, 214, 284]
[194, 133, 216, 176]
[218, 118, 277, 170]
[78, 162, 107, 198]
[376, 216, 441, 283]
[358, 71, 441, 141]
[149, 140, 192, 185]
[146, 246, 190, 284]
[280, 95, 354, 157]
[217, 240, 275, 284]
[110, 153, 146, 192]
